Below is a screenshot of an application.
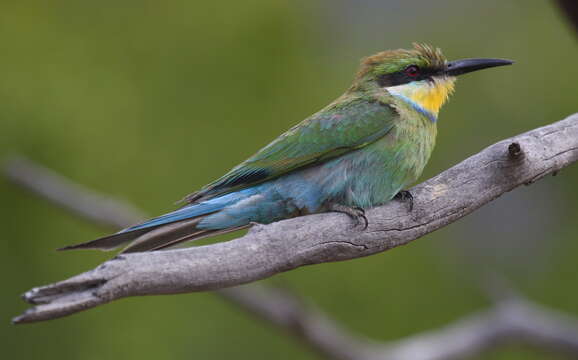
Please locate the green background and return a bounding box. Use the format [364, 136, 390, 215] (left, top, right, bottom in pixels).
[2, 0, 577, 359]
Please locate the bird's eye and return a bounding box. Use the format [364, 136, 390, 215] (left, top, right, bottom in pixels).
[404, 65, 420, 77]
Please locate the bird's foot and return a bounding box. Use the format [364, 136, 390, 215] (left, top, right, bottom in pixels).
[395, 190, 414, 211]
[328, 203, 368, 230]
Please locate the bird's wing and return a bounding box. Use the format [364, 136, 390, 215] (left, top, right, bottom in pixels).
[184, 97, 396, 203]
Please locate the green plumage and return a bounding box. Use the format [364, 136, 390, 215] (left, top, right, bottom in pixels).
[64, 44, 513, 252]
[185, 44, 444, 208]
[185, 94, 401, 203]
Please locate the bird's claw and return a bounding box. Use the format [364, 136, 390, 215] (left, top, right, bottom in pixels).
[328, 204, 368, 230]
[395, 190, 414, 211]
[352, 206, 369, 229]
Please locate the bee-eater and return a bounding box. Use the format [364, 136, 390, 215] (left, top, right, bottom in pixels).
[61, 43, 512, 253]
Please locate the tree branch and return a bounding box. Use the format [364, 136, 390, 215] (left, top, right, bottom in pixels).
[218, 285, 376, 360]
[9, 113, 578, 326]
[4, 155, 372, 359]
[4, 157, 145, 229]
[222, 288, 578, 360]
[374, 297, 578, 360]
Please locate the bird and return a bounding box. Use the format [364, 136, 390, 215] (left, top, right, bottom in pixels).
[60, 43, 513, 253]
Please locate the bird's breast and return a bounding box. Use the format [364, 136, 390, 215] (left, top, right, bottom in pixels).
[312, 113, 437, 209]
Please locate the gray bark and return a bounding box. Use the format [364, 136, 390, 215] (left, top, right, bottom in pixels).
[11, 113, 578, 325]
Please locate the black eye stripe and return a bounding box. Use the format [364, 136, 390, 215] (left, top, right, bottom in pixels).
[377, 67, 440, 87]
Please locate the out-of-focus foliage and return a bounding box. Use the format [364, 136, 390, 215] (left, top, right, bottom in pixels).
[2, 1, 577, 359]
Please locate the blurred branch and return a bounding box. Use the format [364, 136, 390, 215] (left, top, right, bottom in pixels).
[376, 297, 578, 360]
[8, 113, 578, 325]
[218, 285, 375, 360]
[6, 112, 578, 359]
[4, 156, 145, 229]
[223, 287, 578, 360]
[554, 0, 578, 34]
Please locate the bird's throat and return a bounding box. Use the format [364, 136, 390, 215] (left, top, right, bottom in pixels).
[386, 77, 455, 121]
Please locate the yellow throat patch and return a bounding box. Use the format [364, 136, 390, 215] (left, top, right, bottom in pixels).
[387, 76, 456, 117]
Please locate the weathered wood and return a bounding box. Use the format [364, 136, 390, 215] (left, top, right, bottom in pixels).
[11, 113, 578, 325]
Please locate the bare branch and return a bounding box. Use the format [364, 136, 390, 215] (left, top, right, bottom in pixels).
[219, 285, 375, 360]
[375, 298, 578, 360]
[222, 288, 578, 360]
[4, 156, 145, 229]
[5, 156, 371, 358]
[6, 116, 578, 359]
[9, 113, 578, 324]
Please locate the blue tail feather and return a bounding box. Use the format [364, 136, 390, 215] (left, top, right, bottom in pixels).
[121, 189, 256, 233]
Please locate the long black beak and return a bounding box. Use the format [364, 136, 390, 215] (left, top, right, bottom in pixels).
[445, 58, 514, 76]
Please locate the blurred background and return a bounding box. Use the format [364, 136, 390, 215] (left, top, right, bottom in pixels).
[2, 0, 577, 359]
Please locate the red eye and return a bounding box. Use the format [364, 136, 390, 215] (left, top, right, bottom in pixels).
[404, 65, 420, 77]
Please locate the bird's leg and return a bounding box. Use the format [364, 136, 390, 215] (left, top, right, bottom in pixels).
[394, 190, 414, 211]
[327, 203, 368, 230]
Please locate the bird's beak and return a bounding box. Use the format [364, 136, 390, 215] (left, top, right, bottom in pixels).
[445, 58, 514, 76]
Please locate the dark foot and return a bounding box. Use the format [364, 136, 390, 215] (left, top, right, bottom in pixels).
[328, 203, 368, 230]
[395, 190, 414, 211]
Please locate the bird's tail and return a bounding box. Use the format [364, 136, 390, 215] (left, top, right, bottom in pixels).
[58, 189, 255, 253]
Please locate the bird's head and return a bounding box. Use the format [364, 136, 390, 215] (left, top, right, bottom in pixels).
[352, 43, 513, 119]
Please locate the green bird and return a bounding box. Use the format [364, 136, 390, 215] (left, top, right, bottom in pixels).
[62, 43, 513, 253]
